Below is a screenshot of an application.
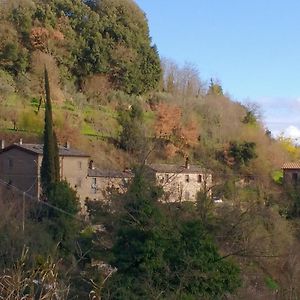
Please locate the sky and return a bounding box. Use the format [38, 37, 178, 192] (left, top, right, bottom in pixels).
[134, 0, 300, 141]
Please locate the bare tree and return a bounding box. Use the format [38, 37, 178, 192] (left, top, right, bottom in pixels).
[161, 58, 204, 98]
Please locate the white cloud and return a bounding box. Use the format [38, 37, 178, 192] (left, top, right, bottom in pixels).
[249, 96, 300, 136]
[284, 125, 300, 141]
[239, 96, 300, 138]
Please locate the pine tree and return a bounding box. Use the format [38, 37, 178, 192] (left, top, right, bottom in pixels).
[40, 68, 60, 195]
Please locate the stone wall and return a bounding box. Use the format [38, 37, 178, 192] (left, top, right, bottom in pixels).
[155, 171, 212, 202]
[80, 175, 130, 202]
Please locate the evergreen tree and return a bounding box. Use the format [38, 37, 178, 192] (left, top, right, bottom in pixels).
[118, 102, 148, 156]
[104, 168, 166, 298]
[228, 141, 257, 166]
[207, 78, 223, 96]
[45, 180, 80, 250]
[40, 68, 60, 195]
[104, 168, 241, 299]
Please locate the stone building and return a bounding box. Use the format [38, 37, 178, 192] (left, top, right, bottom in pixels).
[0, 140, 132, 208]
[282, 162, 300, 186]
[84, 163, 133, 201]
[0, 140, 90, 199]
[0, 140, 212, 207]
[147, 159, 212, 202]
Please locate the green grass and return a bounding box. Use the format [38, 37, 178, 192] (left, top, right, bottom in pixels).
[264, 276, 279, 291]
[81, 122, 98, 136]
[2, 98, 120, 140]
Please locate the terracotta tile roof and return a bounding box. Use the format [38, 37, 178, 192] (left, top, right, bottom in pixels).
[88, 167, 133, 178]
[148, 163, 208, 174]
[282, 162, 300, 169]
[0, 143, 90, 157]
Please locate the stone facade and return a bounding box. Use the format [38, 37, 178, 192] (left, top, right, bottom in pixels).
[0, 141, 91, 208]
[80, 167, 133, 202]
[147, 162, 212, 202]
[0, 141, 133, 209]
[0, 141, 212, 208]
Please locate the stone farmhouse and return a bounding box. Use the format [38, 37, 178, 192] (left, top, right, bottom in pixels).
[147, 159, 212, 202]
[282, 162, 300, 186]
[0, 140, 212, 206]
[87, 165, 133, 201]
[0, 140, 132, 208]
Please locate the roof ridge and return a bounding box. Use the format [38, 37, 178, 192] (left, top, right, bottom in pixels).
[0, 143, 90, 157]
[282, 162, 300, 169]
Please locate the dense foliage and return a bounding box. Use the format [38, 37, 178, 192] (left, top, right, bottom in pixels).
[0, 0, 161, 95]
[41, 181, 80, 249]
[101, 169, 241, 299]
[118, 102, 148, 156]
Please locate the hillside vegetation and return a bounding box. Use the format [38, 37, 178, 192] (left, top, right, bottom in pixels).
[1, 0, 300, 299]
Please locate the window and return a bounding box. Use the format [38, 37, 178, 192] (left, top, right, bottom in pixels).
[185, 175, 190, 182]
[197, 174, 202, 183]
[159, 176, 164, 184]
[292, 173, 298, 184]
[184, 191, 190, 201]
[78, 161, 82, 170]
[91, 178, 97, 194]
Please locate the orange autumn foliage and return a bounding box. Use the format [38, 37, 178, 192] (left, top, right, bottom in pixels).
[164, 143, 178, 158]
[30, 27, 64, 51]
[181, 119, 199, 146]
[30, 27, 49, 50]
[154, 103, 182, 138]
[155, 103, 199, 146]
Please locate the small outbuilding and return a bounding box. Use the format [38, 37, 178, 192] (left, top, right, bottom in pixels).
[282, 162, 300, 186]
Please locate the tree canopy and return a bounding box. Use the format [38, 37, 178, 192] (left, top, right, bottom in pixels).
[0, 0, 162, 95]
[104, 169, 241, 299]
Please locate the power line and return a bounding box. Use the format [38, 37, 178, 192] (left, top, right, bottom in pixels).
[0, 178, 83, 221]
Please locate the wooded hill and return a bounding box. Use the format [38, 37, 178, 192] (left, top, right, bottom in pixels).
[1, 0, 300, 299]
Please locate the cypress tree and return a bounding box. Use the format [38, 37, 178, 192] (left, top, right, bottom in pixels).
[40, 68, 60, 195]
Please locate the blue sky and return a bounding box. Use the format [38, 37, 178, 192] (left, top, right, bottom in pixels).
[135, 0, 300, 140]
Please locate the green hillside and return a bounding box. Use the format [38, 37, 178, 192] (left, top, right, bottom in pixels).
[1, 1, 300, 299]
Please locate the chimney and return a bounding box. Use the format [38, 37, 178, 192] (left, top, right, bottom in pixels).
[1, 140, 4, 149]
[89, 160, 95, 170]
[185, 157, 190, 169]
[65, 141, 70, 149]
[19, 138, 23, 145]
